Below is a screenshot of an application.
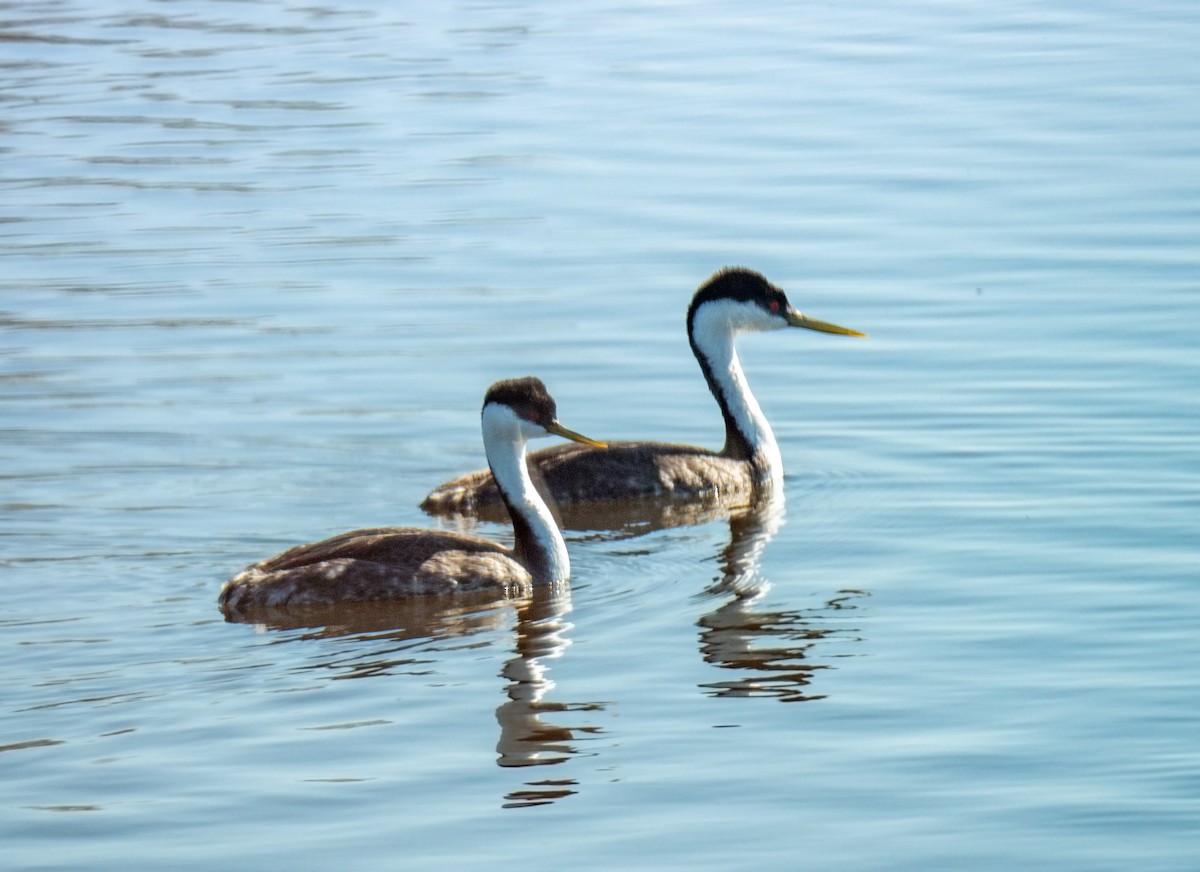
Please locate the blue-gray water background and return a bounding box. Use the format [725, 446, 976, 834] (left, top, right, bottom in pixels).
[3, 2, 1198, 869]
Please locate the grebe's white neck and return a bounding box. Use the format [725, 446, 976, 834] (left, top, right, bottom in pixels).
[481, 403, 570, 584]
[688, 298, 784, 485]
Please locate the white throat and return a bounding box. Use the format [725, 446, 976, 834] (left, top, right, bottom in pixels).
[481, 403, 570, 583]
[690, 299, 784, 484]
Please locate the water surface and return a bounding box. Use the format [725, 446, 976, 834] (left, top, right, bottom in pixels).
[2, 1, 1198, 870]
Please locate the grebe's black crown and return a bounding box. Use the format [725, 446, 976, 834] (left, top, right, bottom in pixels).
[687, 267, 790, 328]
[483, 377, 557, 428]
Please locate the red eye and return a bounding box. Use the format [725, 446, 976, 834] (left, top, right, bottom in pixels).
[769, 301, 781, 314]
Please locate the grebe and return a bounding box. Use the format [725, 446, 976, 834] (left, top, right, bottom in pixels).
[421, 268, 864, 515]
[218, 377, 605, 612]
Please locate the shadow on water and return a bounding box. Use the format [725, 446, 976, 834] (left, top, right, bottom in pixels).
[218, 488, 866, 807]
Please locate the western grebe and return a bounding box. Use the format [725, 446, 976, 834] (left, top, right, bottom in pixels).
[421, 268, 864, 515]
[218, 377, 605, 612]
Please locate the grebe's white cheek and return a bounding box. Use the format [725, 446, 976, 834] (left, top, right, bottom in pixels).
[520, 418, 549, 442]
[481, 402, 525, 446]
[696, 298, 767, 339]
[745, 304, 785, 333]
[740, 300, 788, 333]
[765, 311, 790, 332]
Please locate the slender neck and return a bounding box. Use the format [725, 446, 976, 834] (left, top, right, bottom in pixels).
[482, 407, 570, 584]
[688, 303, 783, 484]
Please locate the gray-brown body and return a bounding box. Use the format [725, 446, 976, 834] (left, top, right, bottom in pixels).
[421, 439, 763, 516]
[219, 526, 534, 612]
[217, 377, 599, 617]
[422, 268, 864, 521]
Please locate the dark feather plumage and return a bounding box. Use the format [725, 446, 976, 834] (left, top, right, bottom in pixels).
[421, 439, 757, 516]
[219, 527, 532, 611]
[219, 377, 591, 616]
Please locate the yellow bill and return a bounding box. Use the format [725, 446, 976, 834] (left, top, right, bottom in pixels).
[546, 421, 607, 449]
[785, 309, 867, 337]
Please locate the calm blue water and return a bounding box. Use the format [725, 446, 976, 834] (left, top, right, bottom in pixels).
[3, 1, 1198, 869]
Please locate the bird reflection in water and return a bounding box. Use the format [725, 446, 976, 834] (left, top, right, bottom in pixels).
[494, 590, 608, 808]
[697, 586, 868, 703]
[692, 489, 869, 703]
[219, 486, 865, 809]
[222, 586, 605, 809]
[435, 484, 869, 707]
[223, 594, 516, 679]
